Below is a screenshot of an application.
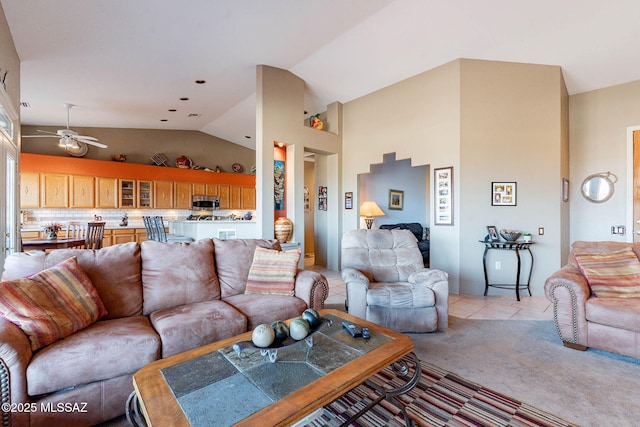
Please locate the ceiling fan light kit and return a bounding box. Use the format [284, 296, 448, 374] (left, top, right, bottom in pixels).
[23, 103, 108, 153]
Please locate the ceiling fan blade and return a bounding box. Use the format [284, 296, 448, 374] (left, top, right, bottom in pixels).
[74, 135, 99, 141]
[36, 129, 58, 135]
[78, 139, 108, 149]
[23, 135, 58, 138]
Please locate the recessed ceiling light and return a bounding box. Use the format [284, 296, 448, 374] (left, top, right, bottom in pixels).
[179, 97, 189, 101]
[160, 119, 168, 122]
[245, 135, 251, 139]
[195, 80, 206, 84]
[168, 109, 177, 112]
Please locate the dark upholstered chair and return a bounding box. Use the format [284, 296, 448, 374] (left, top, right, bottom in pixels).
[380, 223, 429, 266]
[341, 229, 448, 333]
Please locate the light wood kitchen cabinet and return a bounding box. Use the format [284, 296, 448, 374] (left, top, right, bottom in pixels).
[192, 183, 219, 196]
[20, 172, 40, 208]
[241, 186, 256, 210]
[218, 185, 231, 209]
[137, 180, 153, 208]
[154, 181, 174, 209]
[230, 186, 242, 210]
[69, 175, 95, 208]
[111, 228, 136, 245]
[40, 173, 69, 208]
[119, 179, 136, 208]
[95, 177, 118, 209]
[174, 182, 192, 209]
[136, 228, 148, 243]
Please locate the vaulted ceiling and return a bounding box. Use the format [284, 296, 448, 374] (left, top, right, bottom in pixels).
[3, 0, 640, 149]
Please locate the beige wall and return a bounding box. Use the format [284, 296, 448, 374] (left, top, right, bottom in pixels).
[343, 59, 568, 295]
[458, 59, 566, 295]
[0, 2, 20, 114]
[256, 65, 342, 268]
[569, 80, 640, 243]
[343, 60, 462, 290]
[21, 125, 256, 174]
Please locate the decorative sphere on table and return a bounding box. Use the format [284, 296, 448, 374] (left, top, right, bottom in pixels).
[270, 320, 289, 344]
[301, 308, 320, 328]
[289, 318, 310, 340]
[251, 324, 275, 348]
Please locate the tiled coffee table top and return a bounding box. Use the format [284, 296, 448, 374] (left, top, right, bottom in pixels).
[160, 313, 392, 427]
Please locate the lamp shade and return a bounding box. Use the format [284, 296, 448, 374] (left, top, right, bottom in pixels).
[359, 201, 385, 217]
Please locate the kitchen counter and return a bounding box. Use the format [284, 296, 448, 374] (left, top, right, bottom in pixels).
[168, 220, 259, 240]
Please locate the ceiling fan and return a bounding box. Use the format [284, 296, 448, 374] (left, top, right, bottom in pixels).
[23, 103, 107, 155]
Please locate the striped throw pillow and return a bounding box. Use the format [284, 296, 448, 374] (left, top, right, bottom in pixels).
[574, 247, 640, 298]
[0, 257, 107, 350]
[245, 247, 301, 296]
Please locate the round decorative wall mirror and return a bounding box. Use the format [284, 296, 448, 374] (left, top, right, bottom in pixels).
[581, 172, 617, 203]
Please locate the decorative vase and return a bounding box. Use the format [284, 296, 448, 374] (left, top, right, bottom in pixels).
[274, 217, 293, 243]
[46, 231, 57, 240]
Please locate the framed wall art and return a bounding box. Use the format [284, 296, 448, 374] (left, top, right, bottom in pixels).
[491, 182, 517, 206]
[434, 166, 454, 225]
[388, 189, 404, 210]
[318, 186, 327, 211]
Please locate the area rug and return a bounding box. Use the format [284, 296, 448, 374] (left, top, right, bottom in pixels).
[305, 356, 577, 427]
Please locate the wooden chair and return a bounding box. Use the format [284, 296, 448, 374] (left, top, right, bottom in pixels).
[66, 221, 88, 248]
[85, 221, 106, 249]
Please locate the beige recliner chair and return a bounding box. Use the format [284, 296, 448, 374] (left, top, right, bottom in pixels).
[341, 229, 448, 332]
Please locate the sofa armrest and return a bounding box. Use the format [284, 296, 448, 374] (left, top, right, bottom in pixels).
[0, 317, 33, 419]
[544, 265, 591, 347]
[341, 268, 370, 320]
[293, 270, 329, 311]
[409, 269, 449, 328]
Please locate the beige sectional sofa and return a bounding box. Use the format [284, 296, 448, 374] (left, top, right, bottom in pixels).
[544, 240, 640, 358]
[0, 238, 328, 427]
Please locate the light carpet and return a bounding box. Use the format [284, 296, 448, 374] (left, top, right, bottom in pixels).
[409, 317, 640, 427]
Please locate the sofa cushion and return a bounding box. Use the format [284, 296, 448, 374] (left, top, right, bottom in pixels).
[27, 316, 160, 396]
[212, 238, 281, 298]
[574, 247, 640, 297]
[245, 247, 301, 296]
[586, 297, 640, 333]
[0, 257, 107, 351]
[141, 239, 220, 314]
[1, 242, 143, 319]
[149, 300, 247, 358]
[223, 293, 307, 330]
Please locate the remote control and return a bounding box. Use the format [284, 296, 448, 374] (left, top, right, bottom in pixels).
[361, 327, 370, 339]
[342, 321, 362, 338]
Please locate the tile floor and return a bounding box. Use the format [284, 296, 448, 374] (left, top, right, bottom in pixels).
[305, 260, 553, 321]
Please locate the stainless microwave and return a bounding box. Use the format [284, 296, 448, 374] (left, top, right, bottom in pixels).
[192, 195, 220, 210]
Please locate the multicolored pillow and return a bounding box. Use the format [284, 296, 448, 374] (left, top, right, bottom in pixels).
[574, 247, 640, 298]
[245, 247, 301, 296]
[0, 257, 107, 350]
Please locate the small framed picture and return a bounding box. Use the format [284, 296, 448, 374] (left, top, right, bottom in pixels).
[388, 189, 404, 210]
[491, 182, 517, 206]
[345, 192, 353, 209]
[486, 225, 499, 242]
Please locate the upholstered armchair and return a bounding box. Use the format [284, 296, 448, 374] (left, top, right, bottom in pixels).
[341, 229, 449, 332]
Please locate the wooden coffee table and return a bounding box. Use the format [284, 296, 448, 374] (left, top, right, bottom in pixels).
[129, 309, 419, 427]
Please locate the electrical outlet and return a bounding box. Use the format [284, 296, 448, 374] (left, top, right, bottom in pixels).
[538, 227, 544, 235]
[495, 261, 501, 270]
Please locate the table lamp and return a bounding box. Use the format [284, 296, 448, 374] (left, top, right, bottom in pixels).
[359, 201, 385, 229]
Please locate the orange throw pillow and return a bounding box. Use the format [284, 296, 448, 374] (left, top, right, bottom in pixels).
[245, 247, 301, 296]
[0, 257, 107, 350]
